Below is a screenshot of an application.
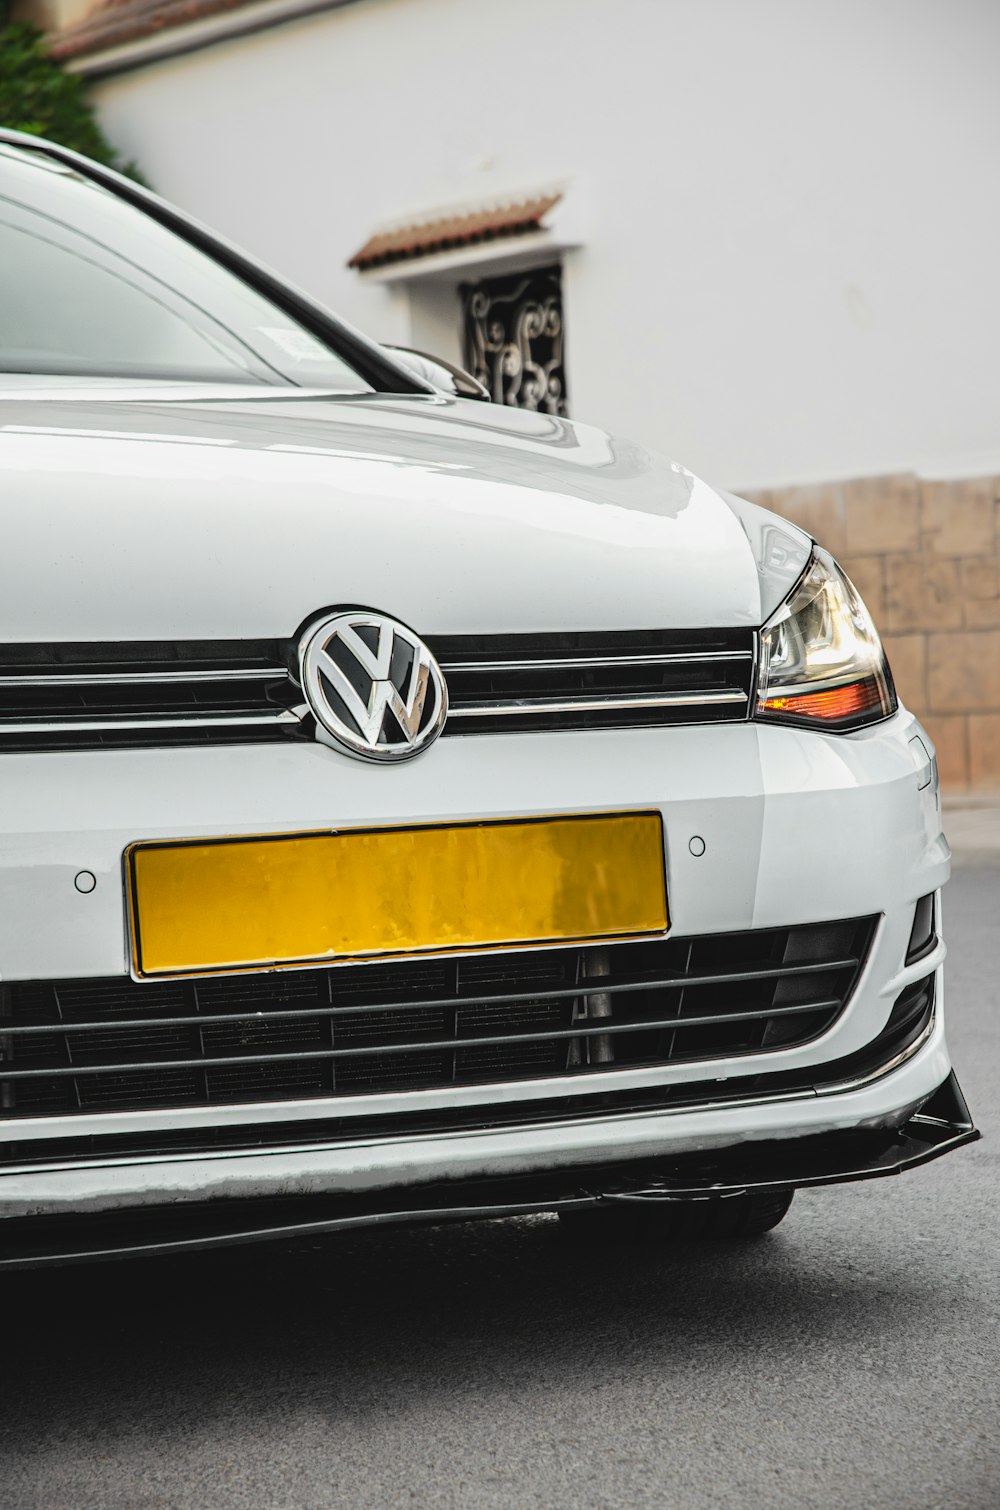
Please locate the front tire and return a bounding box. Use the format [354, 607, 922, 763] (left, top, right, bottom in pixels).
[557, 1189, 794, 1242]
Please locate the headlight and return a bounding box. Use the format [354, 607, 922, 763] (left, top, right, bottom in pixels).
[754, 547, 897, 731]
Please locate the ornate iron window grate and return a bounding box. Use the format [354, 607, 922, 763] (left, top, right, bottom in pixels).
[462, 264, 568, 414]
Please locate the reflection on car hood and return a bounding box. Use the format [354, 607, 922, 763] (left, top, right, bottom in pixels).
[0, 390, 809, 641]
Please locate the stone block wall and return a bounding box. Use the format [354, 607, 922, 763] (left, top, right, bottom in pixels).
[741, 474, 1000, 793]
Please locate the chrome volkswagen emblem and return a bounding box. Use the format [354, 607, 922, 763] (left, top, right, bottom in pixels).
[299, 611, 448, 762]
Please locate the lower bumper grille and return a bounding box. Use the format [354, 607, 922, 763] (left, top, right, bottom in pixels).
[0, 917, 877, 1121]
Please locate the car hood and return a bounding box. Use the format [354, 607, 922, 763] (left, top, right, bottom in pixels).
[0, 391, 809, 642]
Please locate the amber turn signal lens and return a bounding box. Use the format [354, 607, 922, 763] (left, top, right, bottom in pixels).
[759, 676, 886, 723]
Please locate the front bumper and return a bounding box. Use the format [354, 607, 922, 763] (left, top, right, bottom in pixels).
[0, 705, 975, 1262]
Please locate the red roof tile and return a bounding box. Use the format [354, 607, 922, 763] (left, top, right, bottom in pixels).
[348, 193, 563, 272]
[50, 0, 267, 62]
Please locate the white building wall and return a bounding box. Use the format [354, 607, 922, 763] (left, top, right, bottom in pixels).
[89, 0, 1000, 490]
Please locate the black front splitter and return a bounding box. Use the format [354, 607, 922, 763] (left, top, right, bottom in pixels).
[597, 1071, 978, 1203]
[0, 1073, 978, 1269]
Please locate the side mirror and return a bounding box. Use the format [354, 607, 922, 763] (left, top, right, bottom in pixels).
[385, 346, 491, 402]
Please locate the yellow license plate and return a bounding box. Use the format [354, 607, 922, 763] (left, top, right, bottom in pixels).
[127, 812, 667, 977]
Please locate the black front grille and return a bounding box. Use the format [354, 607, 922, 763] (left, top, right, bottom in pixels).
[0, 639, 304, 750]
[0, 917, 876, 1120]
[431, 627, 754, 734]
[0, 628, 753, 750]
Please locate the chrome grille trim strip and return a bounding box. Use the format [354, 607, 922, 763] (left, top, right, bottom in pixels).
[448, 690, 748, 718]
[0, 710, 303, 733]
[0, 690, 745, 735]
[440, 650, 754, 673]
[817, 1017, 936, 1095]
[0, 669, 291, 687]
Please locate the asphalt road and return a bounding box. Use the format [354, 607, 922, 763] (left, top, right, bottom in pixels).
[2, 864, 998, 1510]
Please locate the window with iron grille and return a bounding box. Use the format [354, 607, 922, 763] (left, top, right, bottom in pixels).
[461, 264, 568, 414]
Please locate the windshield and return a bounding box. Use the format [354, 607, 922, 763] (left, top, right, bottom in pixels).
[0, 147, 372, 391]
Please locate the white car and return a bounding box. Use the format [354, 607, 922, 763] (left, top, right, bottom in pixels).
[0, 131, 976, 1266]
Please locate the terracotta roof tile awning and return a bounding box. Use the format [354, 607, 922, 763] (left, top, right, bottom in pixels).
[348, 193, 563, 272]
[50, 0, 265, 62]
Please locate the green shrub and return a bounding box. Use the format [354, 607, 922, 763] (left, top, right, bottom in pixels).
[0, 21, 146, 181]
